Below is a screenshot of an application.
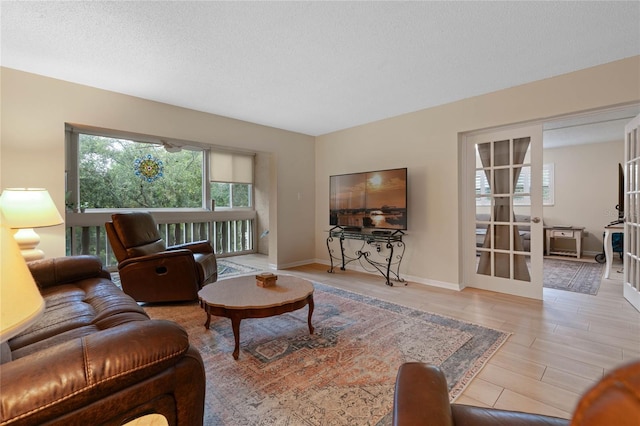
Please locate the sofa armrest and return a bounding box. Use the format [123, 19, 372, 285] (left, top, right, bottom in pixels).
[393, 362, 454, 426]
[392, 362, 569, 426]
[28, 255, 111, 289]
[168, 240, 213, 254]
[0, 320, 191, 425]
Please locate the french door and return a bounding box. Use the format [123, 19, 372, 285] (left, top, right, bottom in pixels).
[623, 114, 640, 312]
[463, 125, 544, 299]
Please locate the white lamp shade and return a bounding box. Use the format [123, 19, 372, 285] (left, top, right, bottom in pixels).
[0, 188, 63, 229]
[0, 222, 45, 342]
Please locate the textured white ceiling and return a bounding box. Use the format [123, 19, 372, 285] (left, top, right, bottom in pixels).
[1, 1, 639, 136]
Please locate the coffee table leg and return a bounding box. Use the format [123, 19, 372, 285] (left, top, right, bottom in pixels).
[231, 316, 242, 360]
[204, 312, 211, 330]
[307, 295, 314, 334]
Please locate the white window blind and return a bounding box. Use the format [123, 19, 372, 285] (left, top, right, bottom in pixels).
[210, 151, 254, 184]
[476, 163, 554, 206]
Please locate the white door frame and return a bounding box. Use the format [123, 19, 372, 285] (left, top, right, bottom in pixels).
[461, 124, 544, 300]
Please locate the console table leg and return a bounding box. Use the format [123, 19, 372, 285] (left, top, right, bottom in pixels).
[385, 243, 394, 286]
[326, 236, 335, 273]
[604, 229, 614, 279]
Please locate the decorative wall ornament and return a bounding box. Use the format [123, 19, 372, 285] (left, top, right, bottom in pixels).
[134, 155, 164, 182]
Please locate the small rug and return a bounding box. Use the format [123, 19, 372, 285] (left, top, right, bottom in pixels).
[143, 281, 510, 425]
[543, 258, 604, 295]
[216, 258, 261, 278]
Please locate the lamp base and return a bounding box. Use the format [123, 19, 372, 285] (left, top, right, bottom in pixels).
[19, 248, 46, 262]
[12, 228, 45, 261]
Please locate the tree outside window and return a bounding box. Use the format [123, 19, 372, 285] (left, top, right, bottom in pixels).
[211, 182, 251, 208]
[77, 134, 203, 209]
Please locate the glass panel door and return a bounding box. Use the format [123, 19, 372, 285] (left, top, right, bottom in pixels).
[465, 125, 543, 299]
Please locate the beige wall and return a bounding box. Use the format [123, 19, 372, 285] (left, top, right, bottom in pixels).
[543, 140, 624, 255]
[315, 56, 640, 288]
[2, 56, 639, 288]
[0, 67, 316, 267]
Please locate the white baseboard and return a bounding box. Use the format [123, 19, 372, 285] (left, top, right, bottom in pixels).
[314, 259, 461, 291]
[274, 258, 317, 270]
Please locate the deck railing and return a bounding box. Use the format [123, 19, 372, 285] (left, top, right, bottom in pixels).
[66, 210, 256, 269]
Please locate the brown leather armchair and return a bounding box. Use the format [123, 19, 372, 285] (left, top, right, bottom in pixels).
[392, 361, 640, 426]
[106, 211, 217, 303]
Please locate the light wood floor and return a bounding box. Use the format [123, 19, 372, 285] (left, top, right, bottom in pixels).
[227, 254, 639, 420]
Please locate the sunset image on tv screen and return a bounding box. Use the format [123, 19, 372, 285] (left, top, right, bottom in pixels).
[330, 168, 407, 230]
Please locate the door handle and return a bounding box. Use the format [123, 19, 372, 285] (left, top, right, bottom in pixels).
[531, 217, 541, 224]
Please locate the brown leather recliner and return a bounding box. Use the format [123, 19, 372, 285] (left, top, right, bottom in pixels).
[105, 211, 217, 303]
[392, 361, 640, 426]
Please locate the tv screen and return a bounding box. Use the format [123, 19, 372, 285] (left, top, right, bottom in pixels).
[329, 167, 407, 230]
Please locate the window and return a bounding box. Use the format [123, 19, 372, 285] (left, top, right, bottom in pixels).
[210, 151, 254, 209]
[66, 125, 255, 211]
[65, 125, 258, 260]
[211, 183, 252, 208]
[475, 163, 554, 206]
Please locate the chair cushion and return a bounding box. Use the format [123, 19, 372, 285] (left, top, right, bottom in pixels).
[112, 212, 164, 249]
[127, 240, 167, 258]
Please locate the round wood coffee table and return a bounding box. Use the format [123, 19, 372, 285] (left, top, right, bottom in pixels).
[198, 274, 314, 360]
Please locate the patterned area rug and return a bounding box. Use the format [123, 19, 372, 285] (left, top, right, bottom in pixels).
[543, 258, 604, 295]
[143, 281, 510, 425]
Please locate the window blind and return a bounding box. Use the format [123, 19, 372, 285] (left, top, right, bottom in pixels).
[475, 163, 554, 205]
[209, 151, 254, 184]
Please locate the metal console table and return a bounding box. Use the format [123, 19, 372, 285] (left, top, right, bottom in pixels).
[326, 226, 406, 286]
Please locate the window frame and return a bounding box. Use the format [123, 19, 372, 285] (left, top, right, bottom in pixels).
[65, 124, 255, 212]
[211, 182, 253, 210]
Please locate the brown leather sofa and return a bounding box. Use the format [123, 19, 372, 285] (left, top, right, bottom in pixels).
[105, 212, 217, 303]
[0, 255, 205, 426]
[392, 361, 640, 426]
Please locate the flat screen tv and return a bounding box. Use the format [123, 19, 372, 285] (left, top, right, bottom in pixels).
[329, 167, 407, 231]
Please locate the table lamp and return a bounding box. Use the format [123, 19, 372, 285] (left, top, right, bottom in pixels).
[0, 188, 64, 261]
[0, 215, 45, 346]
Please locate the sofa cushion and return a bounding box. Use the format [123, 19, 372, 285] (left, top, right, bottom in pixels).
[9, 277, 149, 359]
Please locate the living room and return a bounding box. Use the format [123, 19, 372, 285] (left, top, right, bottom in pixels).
[1, 2, 639, 425]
